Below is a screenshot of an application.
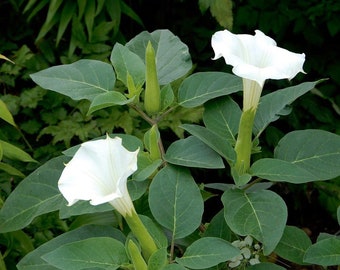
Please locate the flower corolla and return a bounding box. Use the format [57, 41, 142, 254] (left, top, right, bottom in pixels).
[211, 29, 305, 110]
[58, 135, 139, 217]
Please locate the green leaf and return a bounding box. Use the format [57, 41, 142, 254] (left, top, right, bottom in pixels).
[254, 81, 320, 137]
[0, 140, 36, 163]
[304, 237, 340, 266]
[337, 205, 340, 225]
[149, 165, 204, 239]
[42, 237, 128, 270]
[274, 226, 312, 265]
[110, 43, 145, 90]
[30, 60, 116, 101]
[221, 189, 287, 255]
[162, 264, 187, 270]
[275, 130, 340, 181]
[0, 162, 25, 177]
[0, 156, 68, 233]
[126, 29, 192, 85]
[209, 0, 233, 29]
[176, 237, 240, 269]
[181, 124, 235, 164]
[161, 84, 175, 111]
[56, 1, 76, 45]
[247, 262, 286, 270]
[148, 248, 168, 270]
[178, 72, 242, 108]
[17, 225, 125, 270]
[250, 158, 317, 183]
[164, 136, 225, 169]
[203, 210, 233, 242]
[87, 91, 133, 115]
[0, 99, 17, 127]
[203, 96, 241, 144]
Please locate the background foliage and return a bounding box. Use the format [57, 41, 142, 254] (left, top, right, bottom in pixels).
[0, 0, 339, 268]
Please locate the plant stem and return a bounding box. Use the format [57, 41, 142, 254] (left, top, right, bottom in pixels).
[234, 109, 256, 176]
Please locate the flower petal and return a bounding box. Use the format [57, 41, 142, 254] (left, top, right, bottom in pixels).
[58, 136, 139, 214]
[211, 29, 305, 87]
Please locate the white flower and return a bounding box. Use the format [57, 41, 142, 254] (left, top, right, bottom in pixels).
[249, 255, 261, 265]
[58, 135, 139, 217]
[211, 29, 305, 110]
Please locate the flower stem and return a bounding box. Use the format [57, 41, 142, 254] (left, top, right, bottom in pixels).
[124, 211, 158, 260]
[234, 109, 256, 177]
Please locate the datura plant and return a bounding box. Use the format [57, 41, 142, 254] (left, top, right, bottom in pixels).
[0, 29, 339, 269]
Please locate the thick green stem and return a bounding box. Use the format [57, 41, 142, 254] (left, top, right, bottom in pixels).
[234, 109, 256, 176]
[124, 211, 158, 260]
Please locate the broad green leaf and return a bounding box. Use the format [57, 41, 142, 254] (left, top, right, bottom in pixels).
[139, 215, 168, 249]
[254, 81, 319, 137]
[0, 162, 25, 177]
[163, 264, 187, 270]
[203, 96, 241, 144]
[0, 99, 16, 127]
[178, 72, 242, 108]
[161, 84, 175, 111]
[0, 140, 36, 163]
[164, 136, 225, 169]
[181, 124, 235, 164]
[42, 237, 128, 270]
[149, 165, 204, 239]
[250, 158, 317, 183]
[275, 129, 340, 181]
[87, 91, 133, 115]
[17, 225, 126, 270]
[126, 29, 192, 85]
[68, 211, 118, 230]
[247, 263, 286, 270]
[30, 60, 116, 101]
[176, 237, 240, 269]
[148, 248, 168, 270]
[304, 237, 340, 266]
[221, 189, 287, 255]
[274, 226, 312, 265]
[110, 43, 145, 90]
[0, 156, 68, 233]
[203, 210, 233, 242]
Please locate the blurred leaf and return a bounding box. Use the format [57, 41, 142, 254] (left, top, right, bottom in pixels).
[56, 1, 76, 45]
[165, 136, 225, 169]
[0, 140, 36, 163]
[84, 0, 96, 42]
[176, 237, 240, 269]
[0, 99, 17, 127]
[275, 226, 312, 265]
[31, 60, 116, 101]
[126, 29, 192, 85]
[210, 0, 233, 29]
[0, 162, 25, 178]
[149, 165, 204, 239]
[178, 72, 242, 108]
[222, 189, 287, 255]
[247, 263, 286, 270]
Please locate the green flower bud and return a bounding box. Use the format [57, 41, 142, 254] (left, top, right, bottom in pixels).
[144, 41, 161, 115]
[127, 240, 148, 270]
